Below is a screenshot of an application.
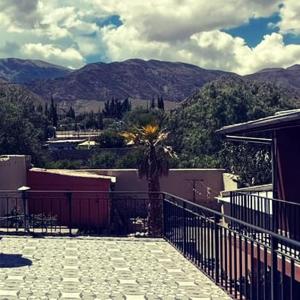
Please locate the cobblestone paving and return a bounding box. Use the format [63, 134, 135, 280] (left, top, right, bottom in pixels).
[0, 236, 231, 300]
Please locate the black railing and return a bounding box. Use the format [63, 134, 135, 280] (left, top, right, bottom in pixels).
[2, 189, 300, 300]
[163, 193, 300, 300]
[0, 190, 157, 236]
[230, 191, 300, 242]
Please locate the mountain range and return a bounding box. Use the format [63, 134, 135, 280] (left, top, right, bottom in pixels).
[1, 57, 300, 104]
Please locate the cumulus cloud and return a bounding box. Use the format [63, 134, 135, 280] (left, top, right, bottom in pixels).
[22, 43, 85, 68]
[102, 25, 300, 75]
[1, 0, 300, 74]
[278, 0, 300, 34]
[0, 42, 21, 57]
[0, 0, 41, 30]
[94, 0, 281, 42]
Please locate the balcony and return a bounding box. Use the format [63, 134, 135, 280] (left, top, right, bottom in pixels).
[1, 190, 300, 299]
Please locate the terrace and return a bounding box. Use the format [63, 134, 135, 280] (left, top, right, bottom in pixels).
[0, 236, 229, 299]
[1, 189, 300, 300]
[1, 110, 300, 300]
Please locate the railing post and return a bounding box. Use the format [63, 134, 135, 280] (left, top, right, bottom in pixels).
[183, 201, 187, 255]
[271, 235, 278, 300]
[18, 186, 31, 233]
[214, 214, 220, 284]
[67, 192, 73, 236]
[162, 193, 165, 237]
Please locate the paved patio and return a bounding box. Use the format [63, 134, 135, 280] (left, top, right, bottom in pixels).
[0, 236, 231, 300]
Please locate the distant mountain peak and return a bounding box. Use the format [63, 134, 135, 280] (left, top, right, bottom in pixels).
[2, 57, 300, 105]
[0, 58, 71, 84]
[286, 64, 300, 71]
[25, 59, 230, 102]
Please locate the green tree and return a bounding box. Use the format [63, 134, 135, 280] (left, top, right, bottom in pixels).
[66, 106, 76, 119]
[167, 77, 298, 186]
[122, 124, 177, 236]
[157, 96, 165, 110]
[96, 130, 125, 148]
[150, 97, 156, 109]
[88, 151, 119, 168]
[103, 97, 131, 119]
[0, 99, 47, 165]
[49, 96, 58, 127]
[96, 110, 104, 130]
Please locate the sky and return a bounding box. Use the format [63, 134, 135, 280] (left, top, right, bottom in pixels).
[1, 0, 300, 75]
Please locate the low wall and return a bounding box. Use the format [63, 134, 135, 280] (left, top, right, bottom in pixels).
[0, 155, 31, 217]
[79, 169, 229, 209]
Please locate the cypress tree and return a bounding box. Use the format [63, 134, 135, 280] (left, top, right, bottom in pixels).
[49, 96, 58, 127]
[158, 96, 165, 111]
[66, 106, 76, 119]
[150, 97, 155, 109]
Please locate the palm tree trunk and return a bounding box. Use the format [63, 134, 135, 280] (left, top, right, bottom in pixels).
[147, 176, 162, 237]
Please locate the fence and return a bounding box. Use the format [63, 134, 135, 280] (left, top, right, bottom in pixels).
[230, 191, 300, 242]
[0, 191, 158, 236]
[163, 193, 300, 300]
[1, 189, 300, 299]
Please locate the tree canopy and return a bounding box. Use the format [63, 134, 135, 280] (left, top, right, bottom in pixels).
[167, 77, 299, 186]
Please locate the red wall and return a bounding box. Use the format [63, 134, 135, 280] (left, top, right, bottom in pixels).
[27, 170, 111, 229]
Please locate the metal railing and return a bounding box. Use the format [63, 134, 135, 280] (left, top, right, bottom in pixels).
[1, 189, 300, 299]
[163, 192, 300, 300]
[0, 191, 157, 236]
[230, 191, 300, 242]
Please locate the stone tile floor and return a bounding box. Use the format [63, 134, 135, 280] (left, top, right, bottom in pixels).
[0, 236, 231, 300]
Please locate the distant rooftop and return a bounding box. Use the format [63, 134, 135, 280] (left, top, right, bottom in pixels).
[30, 168, 116, 182]
[217, 109, 300, 135]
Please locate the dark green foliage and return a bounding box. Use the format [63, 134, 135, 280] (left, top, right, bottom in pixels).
[157, 96, 165, 110]
[123, 107, 165, 127]
[167, 77, 299, 186]
[115, 148, 143, 168]
[36, 104, 43, 113]
[0, 98, 48, 165]
[88, 151, 119, 168]
[220, 142, 272, 186]
[95, 130, 125, 148]
[103, 97, 131, 119]
[74, 110, 104, 130]
[150, 97, 156, 109]
[49, 96, 58, 127]
[44, 159, 83, 169]
[66, 106, 76, 119]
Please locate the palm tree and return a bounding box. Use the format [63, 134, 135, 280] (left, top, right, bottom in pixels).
[122, 124, 177, 236]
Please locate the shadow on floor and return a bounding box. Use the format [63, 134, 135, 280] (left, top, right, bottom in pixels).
[0, 253, 32, 268]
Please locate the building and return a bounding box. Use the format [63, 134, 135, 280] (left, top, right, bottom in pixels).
[217, 109, 300, 299]
[217, 109, 300, 239]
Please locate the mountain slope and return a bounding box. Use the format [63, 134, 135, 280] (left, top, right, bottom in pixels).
[0, 58, 71, 84]
[245, 65, 300, 94]
[4, 57, 300, 104]
[25, 59, 232, 101]
[0, 81, 44, 106]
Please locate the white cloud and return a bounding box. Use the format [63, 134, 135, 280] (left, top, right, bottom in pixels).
[279, 0, 300, 34]
[244, 33, 300, 73]
[102, 25, 300, 75]
[94, 0, 281, 42]
[22, 43, 85, 68]
[1, 0, 300, 75]
[0, 0, 41, 30]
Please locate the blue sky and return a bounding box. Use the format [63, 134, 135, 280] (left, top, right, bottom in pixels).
[225, 14, 281, 48]
[0, 1, 300, 75]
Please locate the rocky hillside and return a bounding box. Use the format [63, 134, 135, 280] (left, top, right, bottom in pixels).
[245, 65, 300, 94]
[25, 59, 231, 101]
[0, 58, 70, 84]
[2, 57, 300, 104]
[0, 81, 44, 106]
